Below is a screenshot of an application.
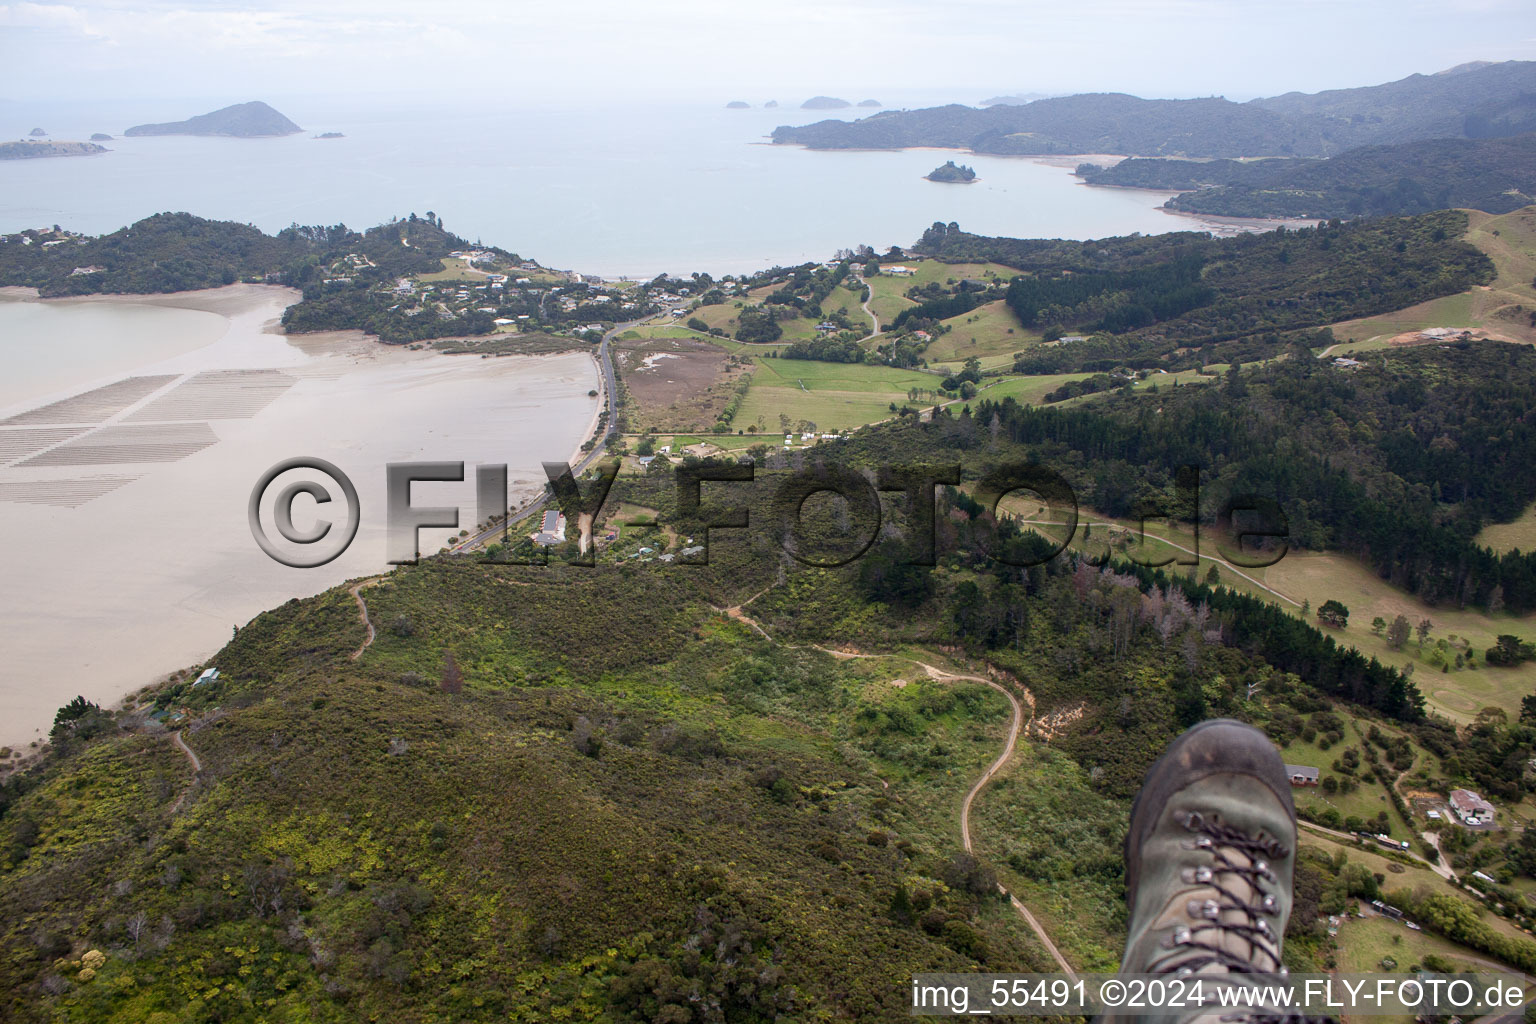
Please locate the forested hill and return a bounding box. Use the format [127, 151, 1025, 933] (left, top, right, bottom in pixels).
[774, 94, 1322, 157]
[911, 211, 1493, 367]
[0, 212, 516, 343]
[0, 212, 474, 297]
[846, 342, 1536, 617]
[1080, 134, 1536, 218]
[771, 60, 1536, 157]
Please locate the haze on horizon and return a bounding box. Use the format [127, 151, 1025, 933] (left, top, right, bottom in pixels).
[1, 0, 1534, 109]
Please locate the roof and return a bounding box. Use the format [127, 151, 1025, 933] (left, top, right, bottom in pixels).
[1449, 789, 1495, 815]
[1284, 763, 1320, 781]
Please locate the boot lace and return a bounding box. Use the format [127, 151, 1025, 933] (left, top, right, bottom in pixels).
[1160, 809, 1288, 975]
[1159, 812, 1336, 1024]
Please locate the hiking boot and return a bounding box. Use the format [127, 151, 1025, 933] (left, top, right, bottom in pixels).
[1107, 718, 1302, 1024]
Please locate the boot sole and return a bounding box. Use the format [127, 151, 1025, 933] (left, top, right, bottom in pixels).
[1123, 718, 1295, 907]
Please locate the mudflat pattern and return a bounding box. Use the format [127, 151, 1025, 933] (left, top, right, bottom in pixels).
[0, 427, 89, 464]
[124, 369, 296, 421]
[0, 476, 139, 508]
[19, 422, 219, 466]
[0, 375, 178, 425]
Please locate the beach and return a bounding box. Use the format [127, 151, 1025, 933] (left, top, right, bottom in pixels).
[0, 285, 599, 749]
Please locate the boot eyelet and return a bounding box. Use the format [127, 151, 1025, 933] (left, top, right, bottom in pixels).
[1201, 900, 1220, 919]
[1255, 859, 1268, 874]
[1194, 866, 1213, 883]
[1196, 837, 1213, 849]
[1185, 812, 1204, 830]
[1256, 919, 1269, 935]
[1172, 926, 1190, 945]
[1262, 894, 1277, 912]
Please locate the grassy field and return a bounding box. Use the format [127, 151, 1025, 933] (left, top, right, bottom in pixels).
[972, 373, 1098, 406]
[1467, 206, 1536, 305]
[734, 358, 941, 432]
[416, 256, 491, 283]
[1478, 499, 1536, 555]
[924, 300, 1037, 368]
[1328, 205, 1536, 352]
[1279, 731, 1405, 837]
[864, 260, 1017, 328]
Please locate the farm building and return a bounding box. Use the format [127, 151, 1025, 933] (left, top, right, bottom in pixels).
[1285, 764, 1320, 786]
[1449, 789, 1495, 824]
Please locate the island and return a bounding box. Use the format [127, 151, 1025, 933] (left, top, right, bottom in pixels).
[856, 99, 882, 108]
[925, 160, 977, 183]
[764, 99, 778, 108]
[313, 131, 345, 139]
[28, 128, 46, 137]
[89, 133, 112, 141]
[800, 95, 851, 109]
[725, 100, 750, 109]
[124, 100, 301, 138]
[0, 140, 108, 161]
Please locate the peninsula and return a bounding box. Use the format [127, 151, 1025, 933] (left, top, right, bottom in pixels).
[0, 140, 108, 161]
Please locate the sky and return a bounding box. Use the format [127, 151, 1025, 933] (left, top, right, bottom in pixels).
[1, 0, 1534, 107]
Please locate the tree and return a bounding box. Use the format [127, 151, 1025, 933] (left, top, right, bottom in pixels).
[1386, 614, 1411, 649]
[127, 911, 150, 950]
[1371, 616, 1386, 636]
[1206, 564, 1221, 586]
[1317, 599, 1350, 629]
[735, 306, 782, 343]
[1416, 618, 1433, 646]
[1491, 634, 1535, 667]
[635, 436, 655, 457]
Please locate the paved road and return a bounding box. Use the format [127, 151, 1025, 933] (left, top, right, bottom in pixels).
[450, 314, 654, 553]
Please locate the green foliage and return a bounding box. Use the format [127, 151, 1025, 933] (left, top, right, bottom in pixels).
[734, 306, 782, 343]
[1317, 600, 1350, 629]
[913, 213, 1494, 368]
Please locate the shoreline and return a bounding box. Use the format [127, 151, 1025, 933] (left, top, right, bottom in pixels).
[761, 141, 1312, 236]
[0, 285, 603, 752]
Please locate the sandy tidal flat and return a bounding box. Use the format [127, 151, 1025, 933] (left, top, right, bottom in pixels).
[0, 285, 599, 748]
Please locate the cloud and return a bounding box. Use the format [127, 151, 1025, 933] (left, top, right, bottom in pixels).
[0, 0, 1532, 103]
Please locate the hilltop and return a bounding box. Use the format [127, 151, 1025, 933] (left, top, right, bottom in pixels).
[124, 101, 301, 138]
[772, 61, 1536, 157]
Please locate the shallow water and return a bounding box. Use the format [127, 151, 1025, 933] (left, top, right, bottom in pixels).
[0, 287, 599, 747]
[0, 99, 1224, 278]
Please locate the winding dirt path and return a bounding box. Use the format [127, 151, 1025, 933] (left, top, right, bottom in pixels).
[725, 602, 1075, 973]
[168, 730, 200, 814]
[349, 577, 384, 660]
[1013, 517, 1300, 607]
